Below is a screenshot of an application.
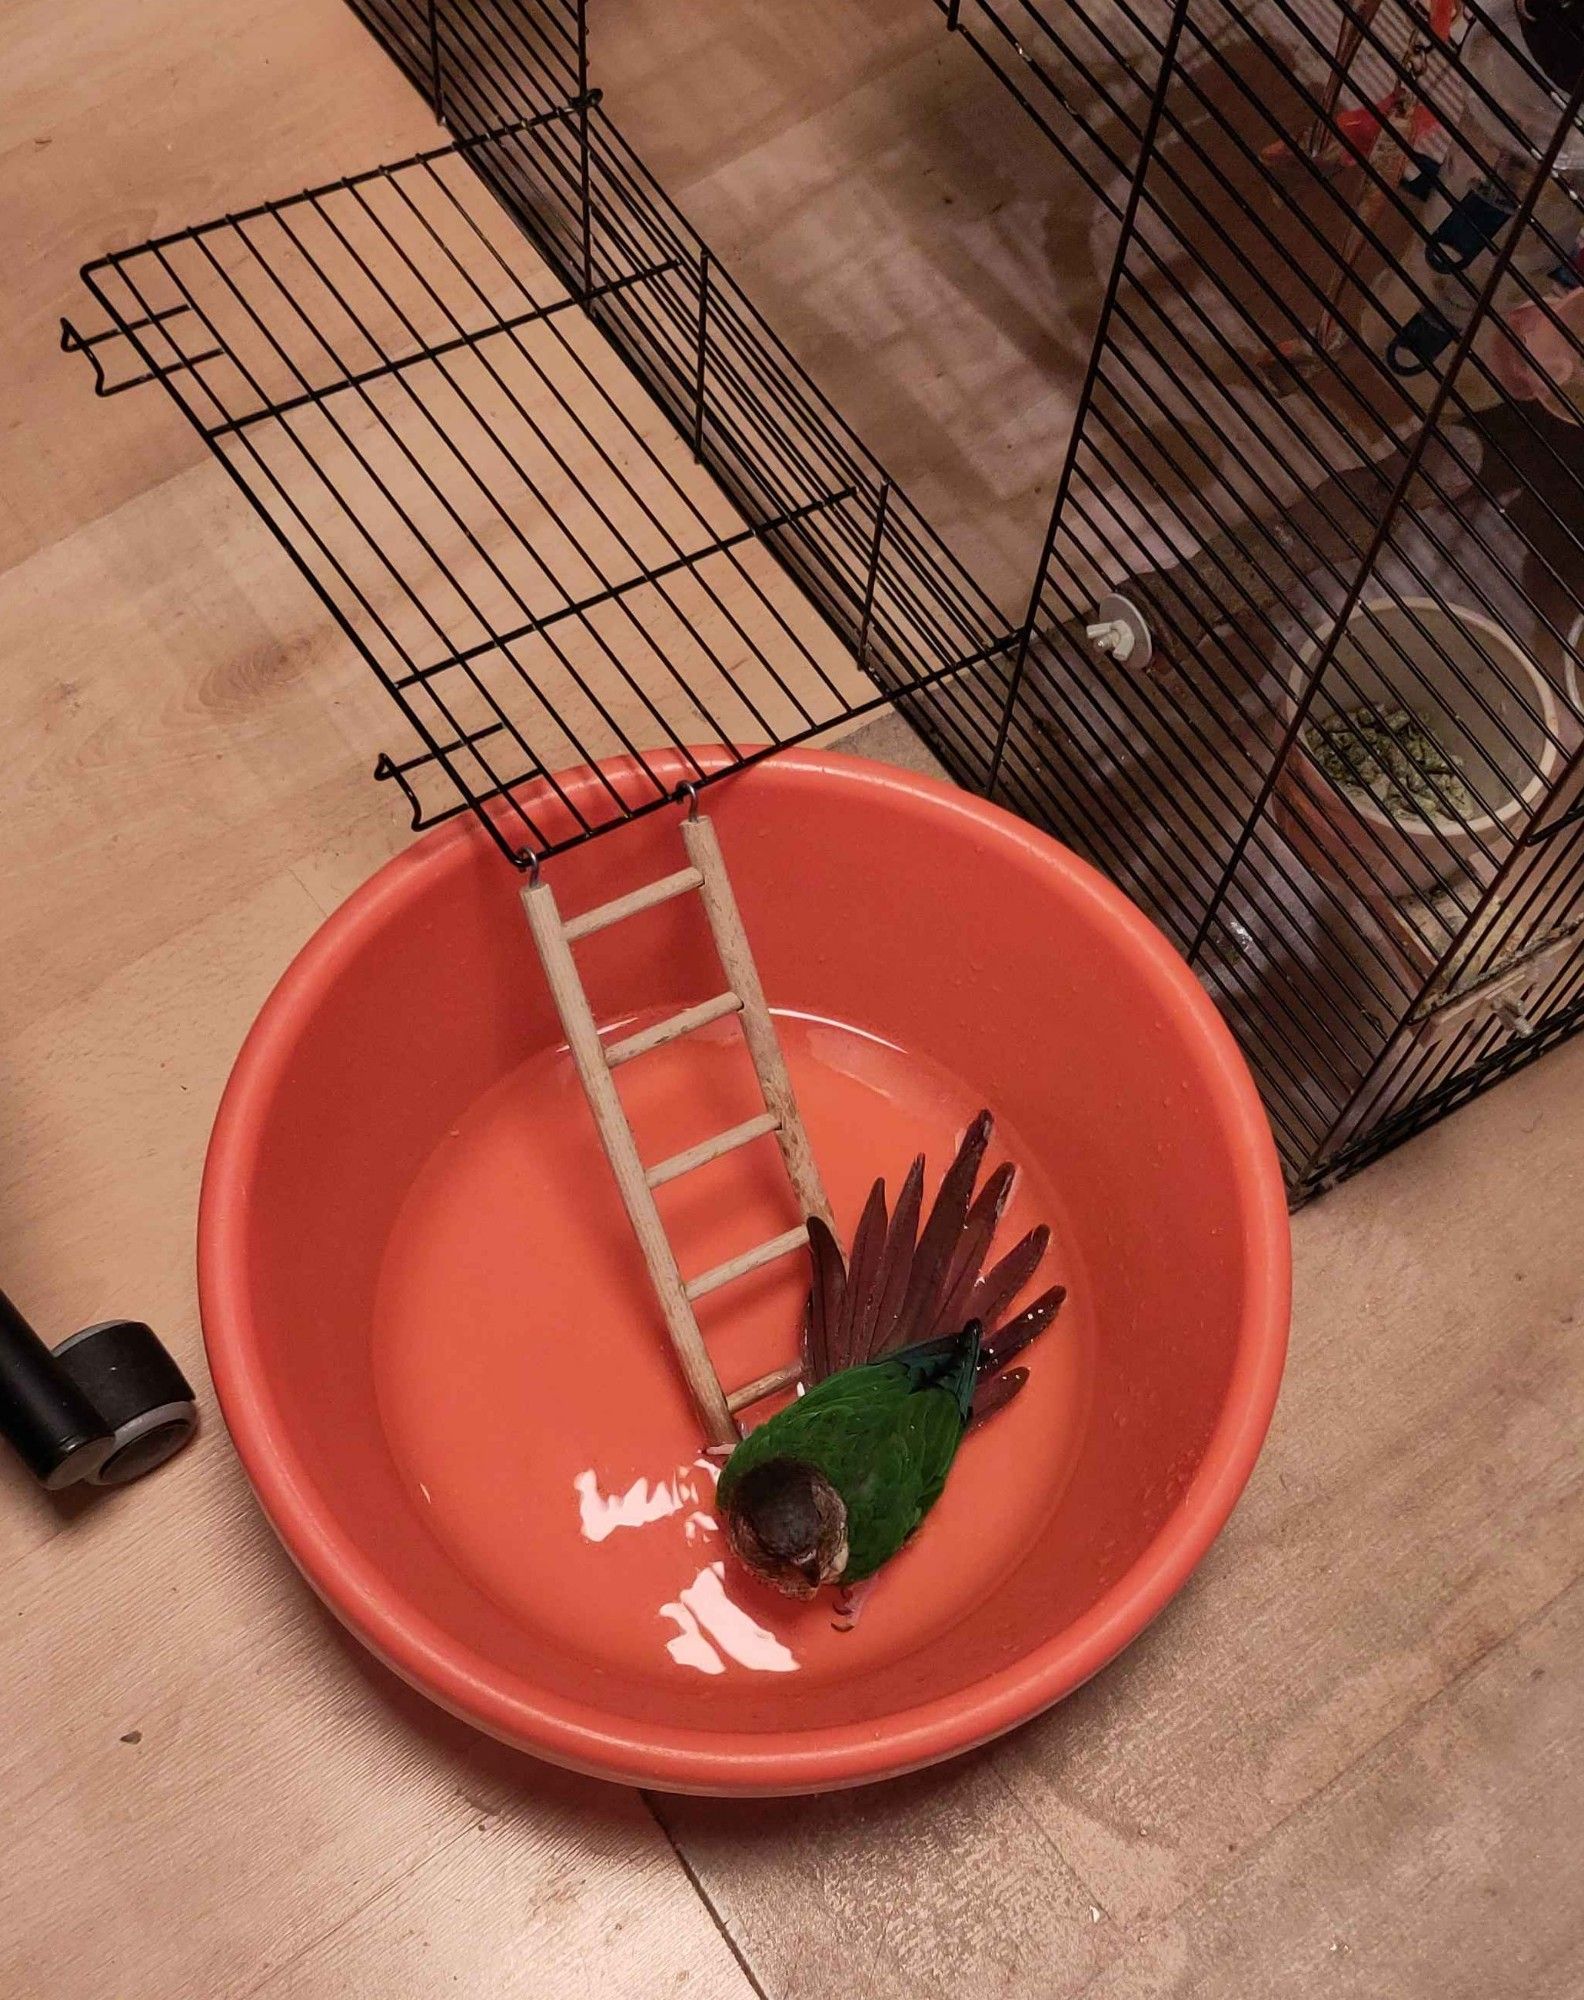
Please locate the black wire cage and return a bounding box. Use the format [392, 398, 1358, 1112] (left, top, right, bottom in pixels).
[63, 0, 1584, 1201]
[64, 9, 1020, 869]
[935, 0, 1584, 1192]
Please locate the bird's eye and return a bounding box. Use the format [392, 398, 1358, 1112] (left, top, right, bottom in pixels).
[800, 1559, 823, 1584]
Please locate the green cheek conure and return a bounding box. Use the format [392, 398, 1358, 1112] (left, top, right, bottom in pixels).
[717, 1110, 1065, 1604]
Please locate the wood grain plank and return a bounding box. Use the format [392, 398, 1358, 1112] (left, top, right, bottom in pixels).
[0, 0, 437, 576]
[1076, 1577, 1584, 1999]
[0, 1426, 755, 2000]
[596, 0, 1112, 615]
[0, 469, 404, 1035]
[0, 10, 763, 1994]
[658, 1751, 1118, 2000]
[0, 871, 334, 1575]
[247, 1801, 754, 2000]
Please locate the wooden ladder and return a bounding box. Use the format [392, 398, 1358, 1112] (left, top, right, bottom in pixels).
[522, 811, 835, 1447]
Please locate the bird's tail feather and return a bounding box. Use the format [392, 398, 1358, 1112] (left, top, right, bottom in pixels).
[968, 1366, 1030, 1430]
[978, 1285, 1067, 1377]
[865, 1154, 924, 1365]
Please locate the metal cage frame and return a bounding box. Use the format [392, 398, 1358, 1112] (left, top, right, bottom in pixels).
[64, 0, 1584, 1199]
[936, 0, 1584, 1192]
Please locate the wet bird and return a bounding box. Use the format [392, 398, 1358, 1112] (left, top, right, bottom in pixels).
[716, 1111, 1065, 1606]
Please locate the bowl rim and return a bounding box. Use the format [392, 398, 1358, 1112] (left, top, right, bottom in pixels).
[199, 747, 1290, 1794]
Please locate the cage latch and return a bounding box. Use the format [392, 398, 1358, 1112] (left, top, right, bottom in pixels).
[60, 307, 222, 398]
[1083, 593, 1154, 671]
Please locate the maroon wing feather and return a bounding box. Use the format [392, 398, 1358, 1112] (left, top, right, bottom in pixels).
[967, 1366, 1029, 1429]
[979, 1284, 1066, 1376]
[798, 1110, 1064, 1434]
[861, 1153, 924, 1367]
[887, 1111, 994, 1354]
[830, 1177, 888, 1375]
[968, 1224, 1051, 1336]
[802, 1216, 847, 1383]
[928, 1160, 1015, 1341]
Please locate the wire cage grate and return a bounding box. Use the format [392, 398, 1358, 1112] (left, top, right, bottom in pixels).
[934, 0, 1584, 1189]
[66, 0, 1584, 1197]
[69, 91, 1017, 866]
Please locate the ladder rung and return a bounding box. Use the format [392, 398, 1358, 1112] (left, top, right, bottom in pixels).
[686, 1224, 810, 1302]
[645, 1112, 783, 1190]
[726, 1359, 803, 1413]
[562, 867, 704, 943]
[605, 991, 742, 1067]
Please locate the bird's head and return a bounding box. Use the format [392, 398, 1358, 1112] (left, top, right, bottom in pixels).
[721, 1456, 848, 1600]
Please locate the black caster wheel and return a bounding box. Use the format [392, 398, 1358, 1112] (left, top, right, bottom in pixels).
[0, 1290, 197, 1490]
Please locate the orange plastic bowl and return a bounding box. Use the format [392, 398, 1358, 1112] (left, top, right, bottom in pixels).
[200, 748, 1288, 1793]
